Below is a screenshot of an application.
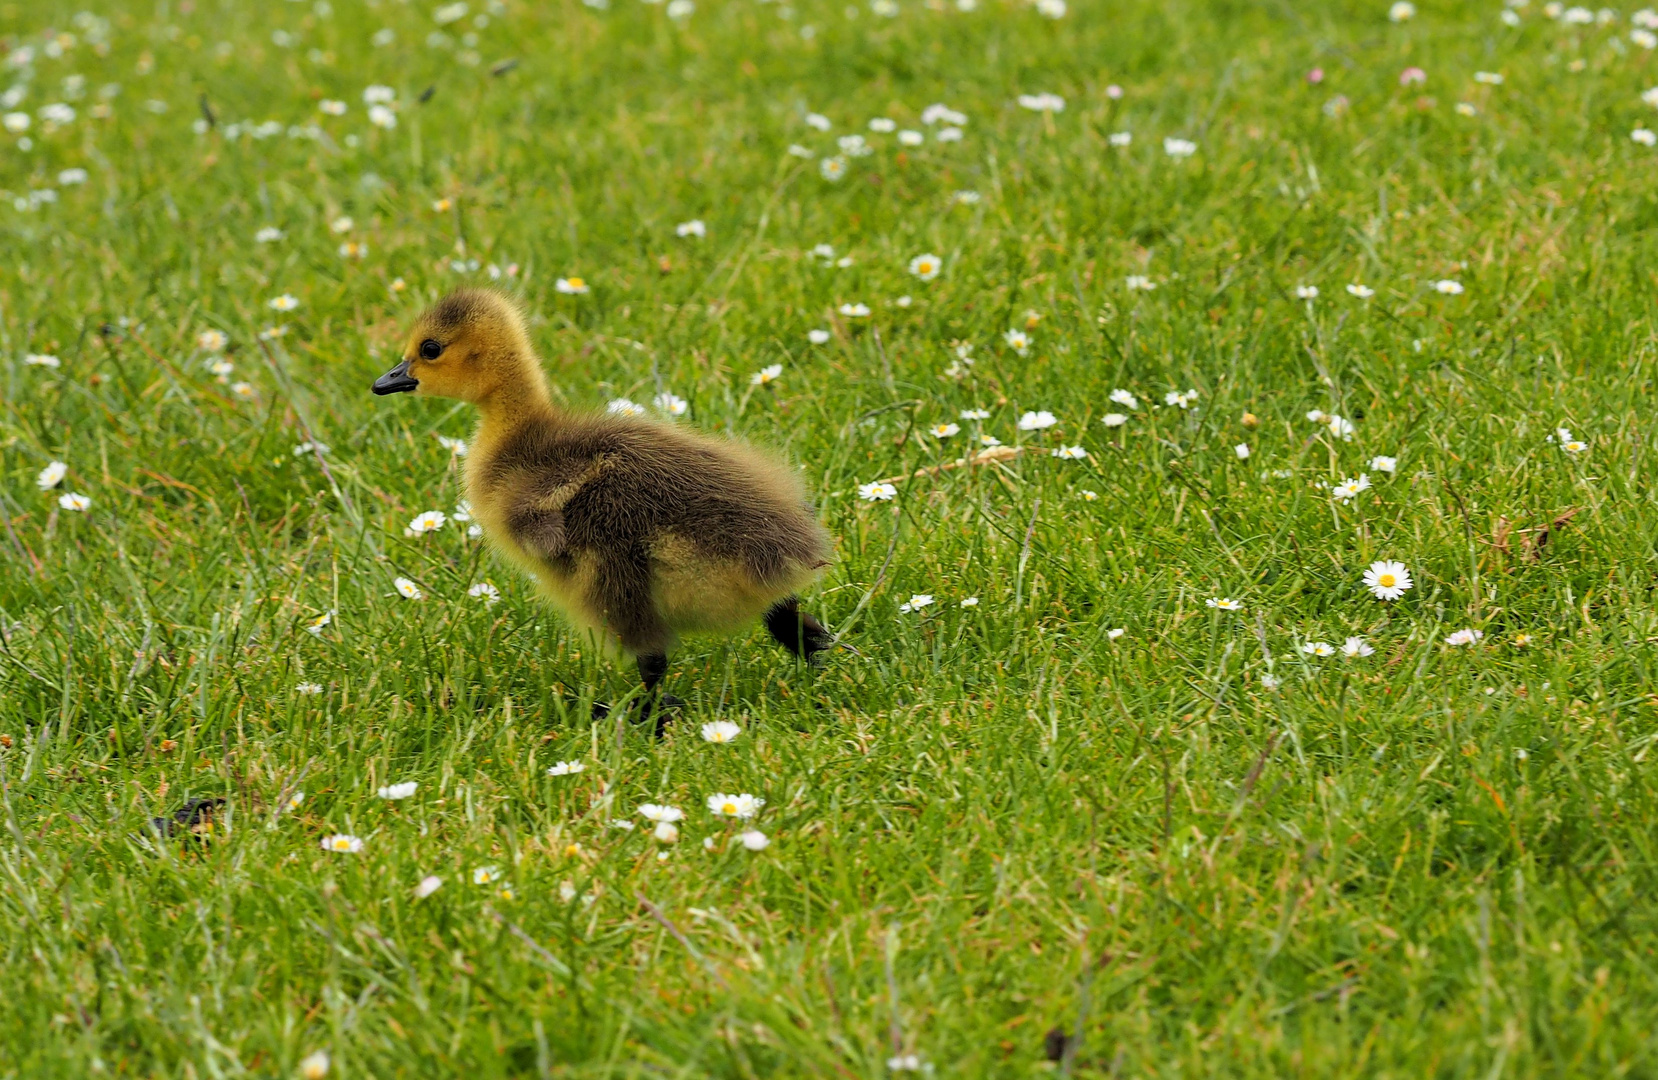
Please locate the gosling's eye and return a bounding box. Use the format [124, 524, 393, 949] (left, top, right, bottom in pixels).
[419, 339, 443, 360]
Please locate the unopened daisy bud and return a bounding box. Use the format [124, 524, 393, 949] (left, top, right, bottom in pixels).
[1241, 412, 1259, 428]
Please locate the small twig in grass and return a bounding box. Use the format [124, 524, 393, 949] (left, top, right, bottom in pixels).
[867, 444, 1025, 487]
[872, 325, 896, 397]
[255, 337, 377, 557]
[1230, 731, 1283, 819]
[635, 891, 730, 991]
[884, 924, 904, 1055]
[1061, 949, 1094, 1077]
[1014, 497, 1042, 611]
[1252, 612, 1273, 667]
[1439, 476, 1476, 544]
[832, 503, 903, 644]
[484, 905, 574, 976]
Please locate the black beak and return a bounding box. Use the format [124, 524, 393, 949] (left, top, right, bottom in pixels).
[372, 359, 418, 396]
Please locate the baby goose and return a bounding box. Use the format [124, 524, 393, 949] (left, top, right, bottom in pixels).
[373, 289, 834, 731]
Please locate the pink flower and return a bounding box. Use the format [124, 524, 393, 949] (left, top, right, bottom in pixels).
[1400, 67, 1426, 86]
[1307, 67, 1324, 84]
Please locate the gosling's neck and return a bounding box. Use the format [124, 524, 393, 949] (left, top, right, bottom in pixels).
[473, 356, 558, 436]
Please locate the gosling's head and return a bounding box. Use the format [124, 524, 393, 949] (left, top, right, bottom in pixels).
[373, 288, 543, 405]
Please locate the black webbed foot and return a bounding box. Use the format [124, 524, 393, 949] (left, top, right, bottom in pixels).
[764, 596, 836, 662]
[148, 797, 226, 841]
[590, 692, 684, 736]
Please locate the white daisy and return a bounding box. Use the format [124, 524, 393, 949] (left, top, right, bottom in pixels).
[1433, 279, 1464, 295]
[36, 461, 66, 489]
[675, 219, 706, 238]
[1342, 636, 1375, 658]
[606, 397, 646, 417]
[405, 510, 447, 535]
[269, 294, 300, 311]
[467, 582, 500, 603]
[807, 329, 831, 344]
[1017, 410, 1057, 431]
[393, 577, 423, 600]
[58, 491, 90, 511]
[555, 276, 590, 295]
[1345, 283, 1374, 299]
[1296, 285, 1319, 299]
[1302, 641, 1336, 657]
[750, 363, 783, 386]
[654, 393, 688, 416]
[321, 834, 364, 853]
[378, 781, 418, 800]
[898, 593, 934, 613]
[1207, 597, 1244, 611]
[707, 792, 764, 819]
[1052, 445, 1087, 460]
[701, 720, 742, 743]
[547, 760, 585, 776]
[738, 829, 770, 851]
[1331, 475, 1372, 502]
[1445, 628, 1484, 646]
[858, 481, 897, 501]
[908, 253, 943, 280]
[1363, 560, 1412, 601]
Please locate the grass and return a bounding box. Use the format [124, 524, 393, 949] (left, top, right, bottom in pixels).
[3, 0, 1658, 1075]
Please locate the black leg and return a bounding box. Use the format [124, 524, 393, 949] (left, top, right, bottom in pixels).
[638, 652, 668, 692]
[636, 652, 683, 737]
[764, 596, 834, 660]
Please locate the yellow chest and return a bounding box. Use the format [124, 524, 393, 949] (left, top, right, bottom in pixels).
[464, 451, 602, 632]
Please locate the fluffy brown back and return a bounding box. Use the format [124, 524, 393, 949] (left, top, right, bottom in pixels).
[483, 413, 830, 587]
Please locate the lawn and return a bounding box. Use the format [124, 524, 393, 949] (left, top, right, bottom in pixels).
[3, 0, 1658, 1075]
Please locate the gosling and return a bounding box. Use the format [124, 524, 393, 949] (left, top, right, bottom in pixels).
[372, 289, 834, 732]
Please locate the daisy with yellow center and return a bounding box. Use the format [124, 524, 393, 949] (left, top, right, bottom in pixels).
[707, 792, 764, 820]
[1363, 560, 1412, 601]
[908, 253, 942, 280]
